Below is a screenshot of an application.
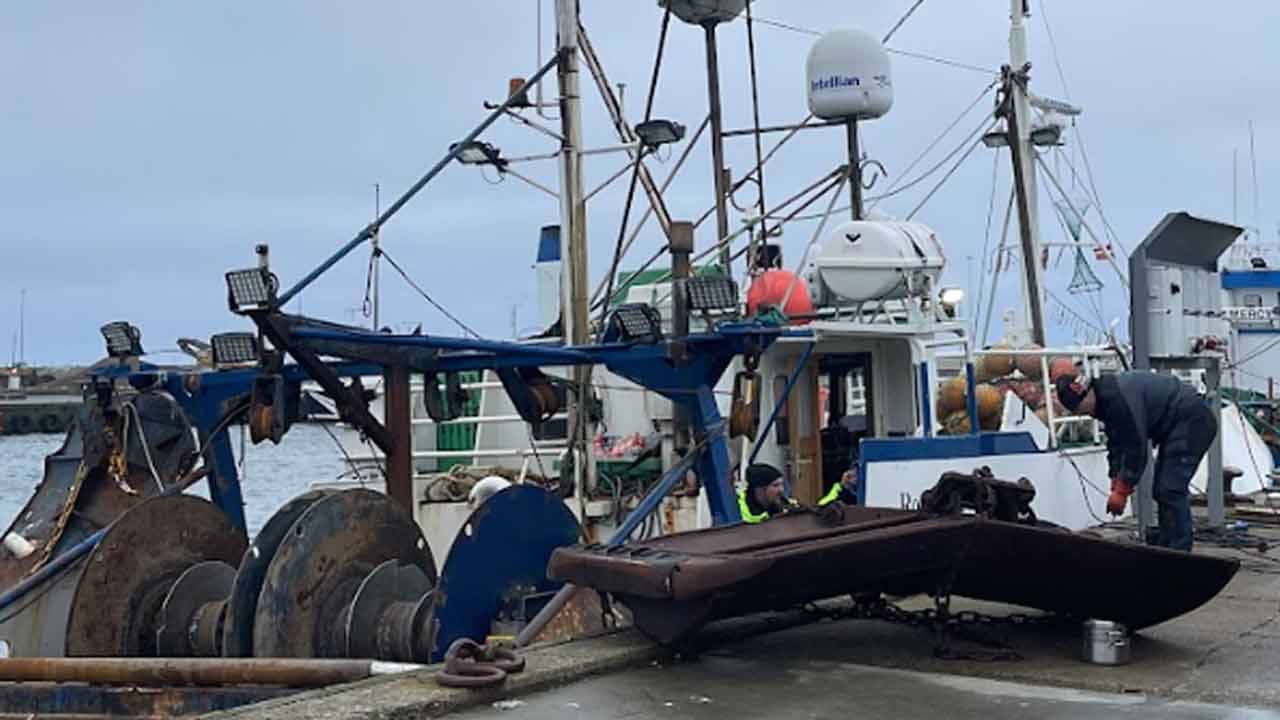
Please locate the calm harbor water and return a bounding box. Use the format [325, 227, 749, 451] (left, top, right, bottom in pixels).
[0, 424, 347, 536]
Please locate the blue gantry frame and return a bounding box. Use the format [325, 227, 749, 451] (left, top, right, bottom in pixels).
[90, 322, 785, 536]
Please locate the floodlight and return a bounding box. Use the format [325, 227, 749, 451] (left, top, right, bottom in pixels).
[939, 287, 965, 306]
[603, 303, 663, 345]
[981, 131, 1009, 149]
[450, 140, 505, 168]
[1030, 124, 1064, 147]
[100, 321, 144, 358]
[635, 119, 686, 149]
[687, 276, 740, 312]
[939, 287, 965, 319]
[210, 332, 259, 368]
[225, 268, 276, 314]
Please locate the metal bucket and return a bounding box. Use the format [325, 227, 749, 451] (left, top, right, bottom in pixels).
[1082, 619, 1130, 665]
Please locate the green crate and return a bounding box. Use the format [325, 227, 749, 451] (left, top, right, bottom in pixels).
[432, 371, 482, 473]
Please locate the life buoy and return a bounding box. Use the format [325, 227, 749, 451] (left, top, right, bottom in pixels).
[38, 415, 60, 434]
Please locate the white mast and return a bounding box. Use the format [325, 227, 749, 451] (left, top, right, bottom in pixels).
[1008, 0, 1047, 346]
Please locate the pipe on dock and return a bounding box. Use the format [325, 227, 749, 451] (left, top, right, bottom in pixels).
[0, 658, 423, 688]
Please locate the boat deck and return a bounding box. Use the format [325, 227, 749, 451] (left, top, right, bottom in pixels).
[209, 512, 1280, 718]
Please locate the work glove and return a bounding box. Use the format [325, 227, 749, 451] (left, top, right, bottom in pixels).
[1106, 475, 1134, 516]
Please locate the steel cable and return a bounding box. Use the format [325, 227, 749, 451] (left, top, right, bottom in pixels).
[379, 249, 481, 338]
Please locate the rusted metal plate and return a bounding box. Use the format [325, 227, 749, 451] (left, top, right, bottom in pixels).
[252, 489, 435, 658]
[524, 584, 632, 645]
[551, 501, 1240, 643]
[2, 394, 201, 591]
[221, 490, 330, 658]
[950, 519, 1241, 630]
[0, 419, 87, 589]
[64, 496, 246, 657]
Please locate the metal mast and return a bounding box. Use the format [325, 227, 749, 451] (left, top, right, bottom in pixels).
[18, 289, 25, 366]
[704, 22, 732, 268]
[371, 184, 381, 330]
[1006, 0, 1047, 346]
[555, 0, 591, 497]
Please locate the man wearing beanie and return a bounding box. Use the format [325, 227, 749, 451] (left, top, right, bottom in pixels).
[1055, 371, 1217, 551]
[738, 463, 796, 524]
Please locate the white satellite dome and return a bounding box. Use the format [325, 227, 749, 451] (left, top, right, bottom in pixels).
[806, 29, 894, 121]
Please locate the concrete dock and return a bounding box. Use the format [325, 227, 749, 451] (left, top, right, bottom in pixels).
[215, 521, 1280, 719]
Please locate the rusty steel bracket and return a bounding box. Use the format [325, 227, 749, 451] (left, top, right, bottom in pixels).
[250, 312, 392, 452]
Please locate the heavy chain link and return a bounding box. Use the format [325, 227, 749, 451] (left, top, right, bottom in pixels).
[802, 595, 1072, 663]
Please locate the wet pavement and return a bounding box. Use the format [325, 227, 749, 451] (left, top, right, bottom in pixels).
[223, 518, 1280, 719]
[452, 625, 1280, 720]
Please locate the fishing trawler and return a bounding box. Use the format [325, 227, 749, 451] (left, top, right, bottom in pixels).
[0, 2, 1252, 716]
[317, 0, 1271, 544]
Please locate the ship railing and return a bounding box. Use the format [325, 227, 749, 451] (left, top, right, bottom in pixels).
[968, 346, 1120, 449]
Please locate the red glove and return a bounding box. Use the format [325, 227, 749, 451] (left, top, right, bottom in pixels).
[1106, 475, 1134, 516]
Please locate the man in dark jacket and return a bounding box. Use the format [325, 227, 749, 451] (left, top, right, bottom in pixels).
[1056, 371, 1218, 550]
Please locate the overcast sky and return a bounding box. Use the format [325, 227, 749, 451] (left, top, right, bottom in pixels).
[1, 1, 1276, 365]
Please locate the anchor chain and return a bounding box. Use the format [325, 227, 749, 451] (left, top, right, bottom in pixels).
[434, 638, 526, 689]
[802, 594, 1072, 663]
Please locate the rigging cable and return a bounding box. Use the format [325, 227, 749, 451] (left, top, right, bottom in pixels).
[1226, 335, 1280, 370]
[748, 15, 997, 76]
[870, 78, 999, 206]
[973, 148, 1002, 336]
[884, 48, 997, 76]
[905, 121, 995, 220]
[597, 4, 672, 337]
[320, 421, 369, 487]
[747, 1, 762, 221]
[882, 0, 927, 43]
[980, 189, 1016, 346]
[744, 0, 768, 273]
[589, 115, 710, 309]
[693, 114, 817, 230]
[646, 171, 851, 311]
[786, 79, 998, 221]
[1049, 145, 1129, 259]
[1038, 0, 1073, 102]
[379, 248, 482, 338]
[1045, 288, 1107, 339]
[1038, 0, 1131, 260]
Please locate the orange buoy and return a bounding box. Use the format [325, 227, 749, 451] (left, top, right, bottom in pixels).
[1048, 356, 1076, 383]
[936, 376, 968, 417]
[746, 270, 815, 324]
[975, 383, 1003, 419]
[1015, 344, 1045, 379]
[977, 345, 1016, 381]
